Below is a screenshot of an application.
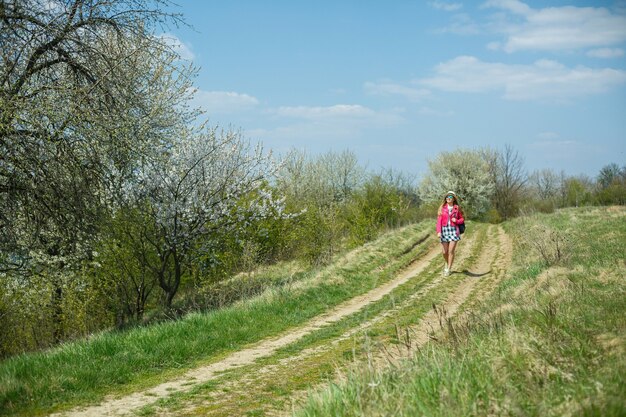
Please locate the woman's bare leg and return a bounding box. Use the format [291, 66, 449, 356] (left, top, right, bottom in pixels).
[441, 242, 449, 265]
[447, 240, 458, 271]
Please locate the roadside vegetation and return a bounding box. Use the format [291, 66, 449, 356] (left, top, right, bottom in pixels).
[295, 207, 626, 417]
[2, 0, 625, 363]
[127, 223, 492, 417]
[0, 222, 434, 416]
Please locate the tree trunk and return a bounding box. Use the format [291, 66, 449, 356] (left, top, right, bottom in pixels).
[52, 282, 64, 344]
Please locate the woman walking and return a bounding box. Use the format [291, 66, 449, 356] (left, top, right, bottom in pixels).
[436, 191, 464, 277]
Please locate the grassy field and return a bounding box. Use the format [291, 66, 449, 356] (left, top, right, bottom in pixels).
[130, 222, 492, 416]
[0, 221, 434, 416]
[1, 207, 623, 417]
[295, 207, 626, 417]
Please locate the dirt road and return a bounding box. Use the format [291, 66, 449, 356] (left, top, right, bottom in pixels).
[51, 225, 512, 417]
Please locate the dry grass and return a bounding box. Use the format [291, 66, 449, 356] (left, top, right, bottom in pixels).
[294, 207, 626, 417]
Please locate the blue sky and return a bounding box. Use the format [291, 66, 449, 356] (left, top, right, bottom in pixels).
[164, 0, 626, 179]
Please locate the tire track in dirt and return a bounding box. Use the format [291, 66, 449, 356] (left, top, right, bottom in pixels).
[376, 225, 511, 365]
[282, 225, 485, 358]
[269, 225, 512, 417]
[50, 237, 440, 417]
[453, 225, 512, 314]
[167, 225, 489, 416]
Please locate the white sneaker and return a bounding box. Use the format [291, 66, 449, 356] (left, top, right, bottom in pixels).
[443, 266, 450, 277]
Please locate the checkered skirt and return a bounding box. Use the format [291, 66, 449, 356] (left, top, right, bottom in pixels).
[440, 225, 460, 242]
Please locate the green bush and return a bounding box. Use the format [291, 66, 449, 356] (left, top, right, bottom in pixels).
[484, 208, 503, 224]
[596, 182, 626, 205]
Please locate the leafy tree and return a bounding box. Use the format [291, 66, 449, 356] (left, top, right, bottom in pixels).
[0, 0, 193, 350]
[528, 169, 563, 201]
[277, 150, 310, 204]
[564, 176, 594, 207]
[127, 127, 285, 307]
[597, 163, 625, 189]
[276, 149, 364, 264]
[379, 167, 420, 205]
[595, 164, 626, 205]
[419, 149, 494, 217]
[524, 168, 567, 212]
[483, 144, 526, 219]
[319, 150, 365, 203]
[94, 207, 160, 324]
[277, 149, 365, 207]
[0, 0, 187, 273]
[344, 174, 414, 245]
[596, 183, 626, 205]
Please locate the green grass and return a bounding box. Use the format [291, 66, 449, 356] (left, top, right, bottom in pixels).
[295, 207, 626, 417]
[122, 223, 492, 416]
[6, 208, 620, 417]
[0, 221, 434, 416]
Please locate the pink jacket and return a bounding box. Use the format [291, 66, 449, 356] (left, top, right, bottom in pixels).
[436, 205, 465, 234]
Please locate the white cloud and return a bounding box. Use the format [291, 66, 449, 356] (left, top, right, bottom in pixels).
[529, 139, 579, 150]
[483, 1, 626, 53]
[537, 131, 560, 140]
[482, 0, 532, 16]
[419, 56, 626, 101]
[435, 13, 481, 35]
[364, 81, 431, 102]
[273, 104, 375, 120]
[268, 104, 404, 131]
[529, 136, 602, 156]
[429, 1, 463, 12]
[157, 33, 195, 61]
[271, 104, 403, 127]
[192, 90, 259, 114]
[587, 48, 625, 59]
[527, 139, 588, 164]
[249, 104, 404, 144]
[487, 41, 501, 50]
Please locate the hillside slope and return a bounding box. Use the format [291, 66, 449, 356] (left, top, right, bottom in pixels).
[3, 207, 622, 417]
[1, 222, 433, 416]
[295, 207, 626, 417]
[42, 221, 509, 416]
